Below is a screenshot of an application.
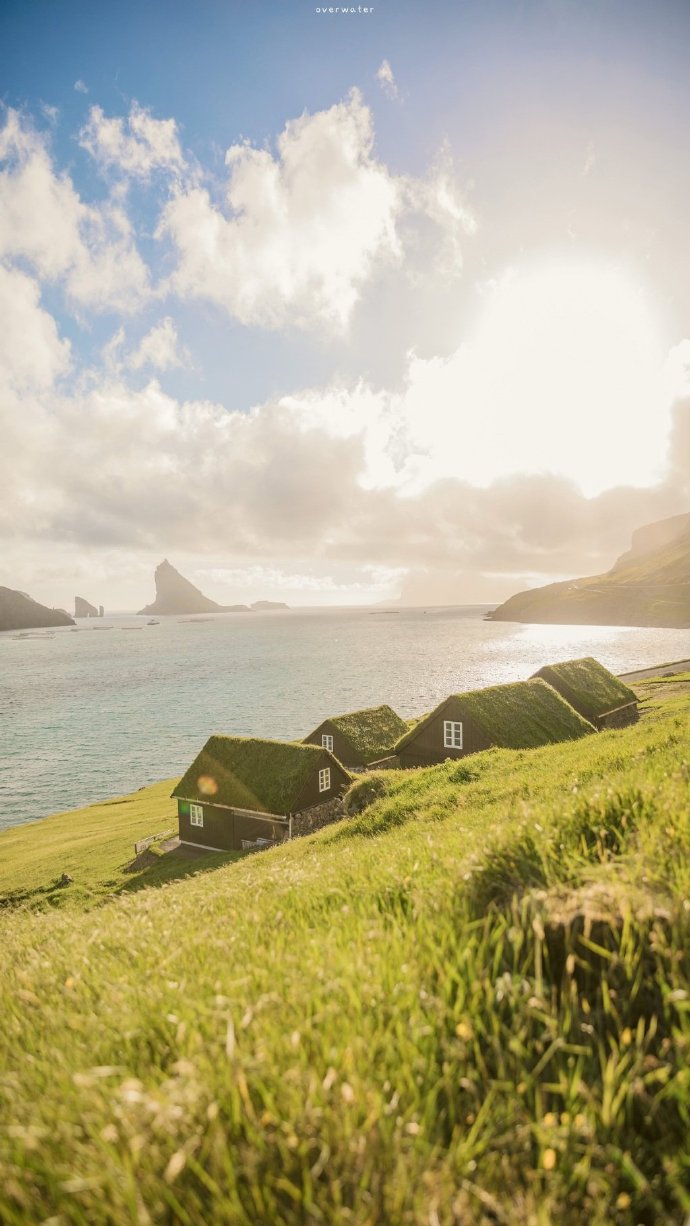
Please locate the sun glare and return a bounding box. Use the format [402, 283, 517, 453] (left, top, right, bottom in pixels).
[404, 258, 670, 496]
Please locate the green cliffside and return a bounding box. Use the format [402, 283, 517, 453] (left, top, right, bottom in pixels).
[488, 512, 690, 627]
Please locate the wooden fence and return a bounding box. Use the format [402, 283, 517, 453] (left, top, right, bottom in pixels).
[134, 828, 174, 855]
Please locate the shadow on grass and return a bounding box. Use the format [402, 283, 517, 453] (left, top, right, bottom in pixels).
[0, 880, 77, 910]
[116, 844, 244, 896]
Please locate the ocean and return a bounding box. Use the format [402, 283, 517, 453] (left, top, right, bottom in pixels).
[1, 605, 688, 830]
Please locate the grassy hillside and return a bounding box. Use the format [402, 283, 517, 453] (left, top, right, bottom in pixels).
[0, 779, 239, 910]
[2, 688, 690, 1223]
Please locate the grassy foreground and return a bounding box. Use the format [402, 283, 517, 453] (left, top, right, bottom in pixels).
[2, 689, 690, 1222]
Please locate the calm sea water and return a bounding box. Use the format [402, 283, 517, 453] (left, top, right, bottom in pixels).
[1, 605, 689, 830]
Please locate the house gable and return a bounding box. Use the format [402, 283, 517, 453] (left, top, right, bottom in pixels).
[395, 697, 490, 764]
[292, 749, 352, 811]
[531, 657, 638, 725]
[303, 705, 408, 767]
[304, 719, 359, 766]
[395, 679, 593, 766]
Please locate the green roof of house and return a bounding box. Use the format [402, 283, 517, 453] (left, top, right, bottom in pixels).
[313, 704, 409, 764]
[395, 678, 594, 753]
[531, 657, 638, 721]
[172, 736, 346, 815]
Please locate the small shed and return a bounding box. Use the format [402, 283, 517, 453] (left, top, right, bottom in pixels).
[531, 657, 639, 729]
[303, 704, 408, 769]
[172, 736, 352, 852]
[394, 678, 594, 768]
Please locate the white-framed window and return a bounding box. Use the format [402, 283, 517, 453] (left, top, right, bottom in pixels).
[318, 767, 331, 793]
[190, 803, 204, 827]
[443, 720, 463, 750]
[321, 733, 334, 751]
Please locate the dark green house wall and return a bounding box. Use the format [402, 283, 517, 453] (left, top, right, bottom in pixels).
[397, 699, 492, 768]
[177, 749, 350, 851]
[177, 799, 288, 851]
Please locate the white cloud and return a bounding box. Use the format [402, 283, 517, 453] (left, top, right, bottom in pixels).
[128, 318, 184, 372]
[0, 110, 150, 312]
[160, 89, 473, 332]
[1, 335, 683, 585]
[665, 339, 690, 401]
[79, 102, 185, 179]
[0, 264, 70, 391]
[196, 563, 404, 598]
[74, 80, 88, 95]
[376, 60, 399, 100]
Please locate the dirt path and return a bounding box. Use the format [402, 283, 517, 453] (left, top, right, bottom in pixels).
[618, 659, 690, 682]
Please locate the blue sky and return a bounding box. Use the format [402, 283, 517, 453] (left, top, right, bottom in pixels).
[1, 0, 690, 607]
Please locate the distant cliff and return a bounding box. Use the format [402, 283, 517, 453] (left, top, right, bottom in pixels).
[487, 512, 690, 628]
[251, 601, 289, 610]
[0, 587, 75, 632]
[137, 560, 252, 616]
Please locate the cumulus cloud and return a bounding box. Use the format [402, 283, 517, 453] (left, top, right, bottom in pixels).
[0, 99, 685, 607]
[0, 264, 70, 390]
[74, 80, 88, 94]
[196, 563, 404, 599]
[160, 89, 473, 332]
[376, 60, 399, 99]
[128, 318, 184, 371]
[0, 109, 150, 312]
[79, 102, 185, 179]
[2, 321, 687, 598]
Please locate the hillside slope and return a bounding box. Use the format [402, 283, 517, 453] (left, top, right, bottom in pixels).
[0, 779, 241, 910]
[2, 687, 690, 1223]
[488, 512, 690, 627]
[0, 586, 74, 632]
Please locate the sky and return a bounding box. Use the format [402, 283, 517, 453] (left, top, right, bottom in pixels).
[1, 0, 689, 610]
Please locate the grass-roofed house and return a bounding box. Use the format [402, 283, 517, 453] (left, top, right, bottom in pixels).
[302, 704, 409, 770]
[394, 678, 594, 769]
[172, 736, 352, 851]
[531, 657, 639, 729]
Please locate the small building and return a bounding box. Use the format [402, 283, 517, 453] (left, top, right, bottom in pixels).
[303, 704, 409, 770]
[531, 657, 639, 729]
[172, 736, 352, 852]
[394, 678, 594, 769]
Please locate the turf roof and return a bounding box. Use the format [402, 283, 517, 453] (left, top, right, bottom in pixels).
[172, 736, 348, 815]
[315, 705, 409, 764]
[532, 657, 638, 721]
[395, 678, 594, 753]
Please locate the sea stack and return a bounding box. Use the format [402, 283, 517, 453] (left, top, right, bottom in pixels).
[75, 596, 100, 618]
[137, 559, 252, 616]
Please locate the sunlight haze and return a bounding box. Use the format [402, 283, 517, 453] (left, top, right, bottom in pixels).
[1, 0, 689, 609]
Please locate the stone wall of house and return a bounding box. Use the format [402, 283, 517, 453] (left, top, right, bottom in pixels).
[291, 796, 346, 838]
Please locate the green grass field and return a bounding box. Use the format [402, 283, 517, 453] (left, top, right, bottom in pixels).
[0, 779, 240, 910]
[1, 685, 690, 1222]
